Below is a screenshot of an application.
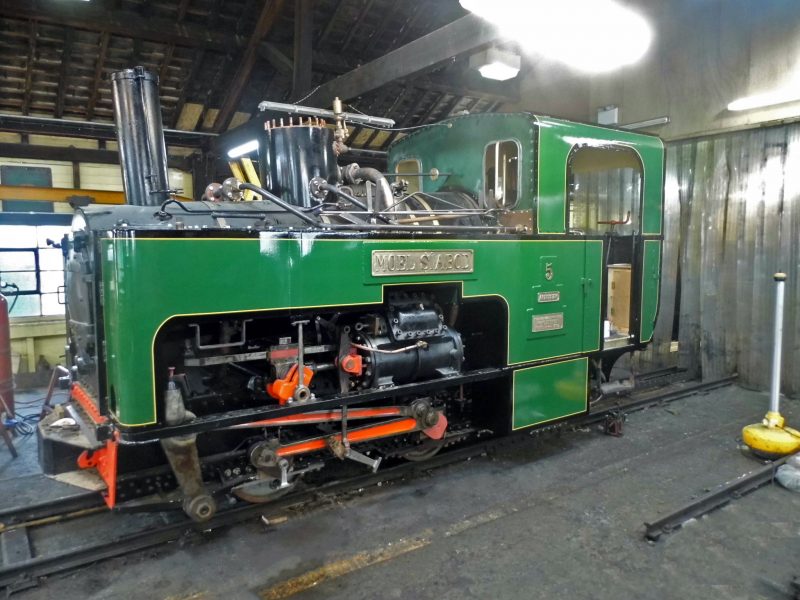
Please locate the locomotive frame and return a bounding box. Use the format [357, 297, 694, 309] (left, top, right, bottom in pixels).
[37, 68, 664, 521]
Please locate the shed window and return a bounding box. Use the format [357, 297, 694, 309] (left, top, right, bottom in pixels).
[567, 146, 642, 235]
[0, 225, 68, 317]
[484, 140, 519, 208]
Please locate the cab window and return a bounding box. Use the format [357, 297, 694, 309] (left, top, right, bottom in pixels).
[567, 145, 642, 235]
[484, 140, 519, 208]
[396, 158, 422, 194]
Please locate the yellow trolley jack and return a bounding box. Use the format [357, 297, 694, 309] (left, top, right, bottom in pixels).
[742, 273, 800, 457]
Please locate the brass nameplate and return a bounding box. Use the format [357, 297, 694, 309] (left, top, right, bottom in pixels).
[532, 313, 564, 332]
[537, 291, 560, 303]
[371, 250, 474, 276]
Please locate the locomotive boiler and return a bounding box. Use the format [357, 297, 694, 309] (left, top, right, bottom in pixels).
[38, 67, 664, 521]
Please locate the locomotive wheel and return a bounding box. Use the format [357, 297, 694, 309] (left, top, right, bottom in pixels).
[231, 477, 295, 503]
[402, 438, 445, 462]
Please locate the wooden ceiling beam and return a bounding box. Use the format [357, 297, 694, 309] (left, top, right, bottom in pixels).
[301, 14, 499, 108]
[86, 32, 110, 120]
[413, 92, 444, 126]
[212, 0, 286, 132]
[0, 0, 244, 51]
[383, 0, 428, 50]
[247, 69, 280, 118]
[360, 1, 399, 59]
[257, 42, 350, 75]
[171, 50, 207, 129]
[21, 21, 37, 116]
[464, 97, 482, 112]
[192, 0, 225, 130]
[0, 114, 215, 148]
[54, 29, 74, 118]
[485, 99, 503, 112]
[259, 42, 293, 74]
[339, 0, 374, 54]
[130, 38, 143, 73]
[158, 44, 176, 82]
[177, 0, 192, 21]
[0, 142, 192, 171]
[382, 88, 428, 148]
[410, 74, 519, 104]
[316, 0, 345, 45]
[156, 0, 192, 98]
[343, 84, 391, 145]
[347, 83, 404, 146]
[431, 93, 462, 122]
[361, 87, 408, 148]
[172, 0, 221, 129]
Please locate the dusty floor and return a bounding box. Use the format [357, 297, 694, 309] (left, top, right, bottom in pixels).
[0, 388, 82, 505]
[3, 384, 800, 600]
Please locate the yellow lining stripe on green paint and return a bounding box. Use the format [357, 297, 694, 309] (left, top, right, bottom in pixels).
[511, 356, 589, 431]
[639, 239, 662, 344]
[101, 237, 604, 427]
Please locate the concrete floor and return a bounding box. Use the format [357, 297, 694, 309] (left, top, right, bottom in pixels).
[4, 384, 800, 600]
[0, 388, 81, 505]
[0, 389, 52, 481]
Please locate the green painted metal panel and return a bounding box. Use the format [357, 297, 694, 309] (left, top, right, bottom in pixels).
[583, 241, 603, 351]
[534, 116, 664, 235]
[100, 236, 602, 426]
[388, 113, 537, 210]
[640, 240, 662, 342]
[389, 113, 664, 236]
[512, 357, 588, 430]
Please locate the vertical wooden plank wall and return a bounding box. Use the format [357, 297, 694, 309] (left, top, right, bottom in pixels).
[636, 123, 800, 396]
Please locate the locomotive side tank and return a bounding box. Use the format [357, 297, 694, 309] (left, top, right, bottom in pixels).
[38, 68, 663, 521]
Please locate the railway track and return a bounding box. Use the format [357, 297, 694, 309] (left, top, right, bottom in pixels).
[0, 376, 734, 594]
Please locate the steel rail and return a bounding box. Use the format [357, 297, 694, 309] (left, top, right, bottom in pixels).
[0, 439, 494, 593]
[644, 451, 793, 542]
[586, 376, 737, 426]
[0, 376, 735, 592]
[0, 490, 103, 530]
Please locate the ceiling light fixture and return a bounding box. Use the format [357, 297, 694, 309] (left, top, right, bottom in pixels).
[727, 86, 800, 111]
[620, 116, 670, 130]
[460, 0, 652, 73]
[470, 47, 521, 81]
[227, 139, 259, 158]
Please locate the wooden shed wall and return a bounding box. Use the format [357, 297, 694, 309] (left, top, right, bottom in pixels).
[636, 123, 800, 396]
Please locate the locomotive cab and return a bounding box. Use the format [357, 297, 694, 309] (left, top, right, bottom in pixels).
[388, 112, 663, 364]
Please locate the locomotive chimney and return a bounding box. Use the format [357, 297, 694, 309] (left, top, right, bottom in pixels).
[111, 67, 171, 206]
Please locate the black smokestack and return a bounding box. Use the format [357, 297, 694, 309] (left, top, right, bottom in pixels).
[111, 67, 170, 206]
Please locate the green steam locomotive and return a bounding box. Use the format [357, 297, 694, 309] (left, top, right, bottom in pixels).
[38, 67, 663, 521]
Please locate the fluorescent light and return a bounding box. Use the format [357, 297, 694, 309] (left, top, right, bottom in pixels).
[460, 0, 652, 73]
[227, 139, 259, 158]
[620, 116, 670, 130]
[727, 87, 800, 111]
[470, 47, 521, 81]
[478, 62, 519, 81]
